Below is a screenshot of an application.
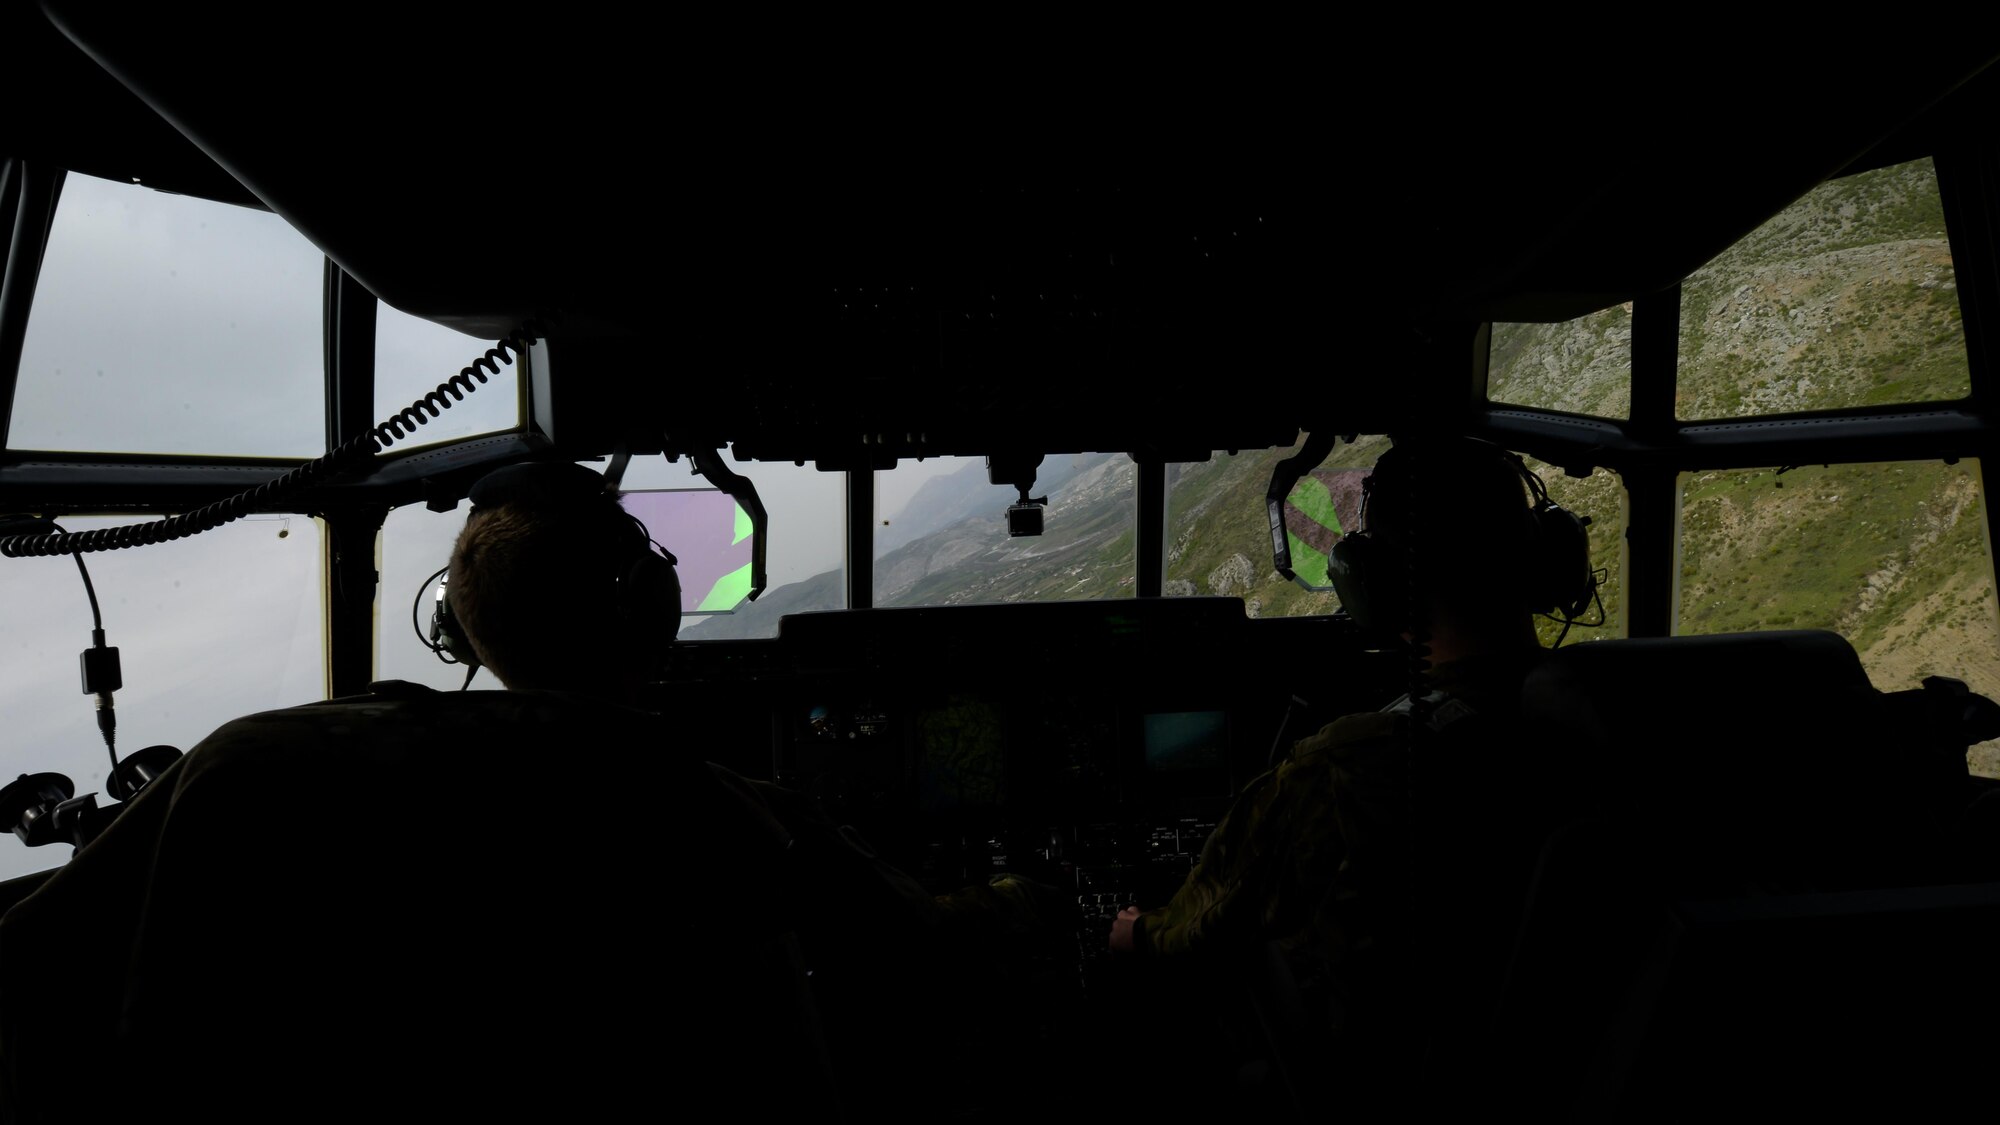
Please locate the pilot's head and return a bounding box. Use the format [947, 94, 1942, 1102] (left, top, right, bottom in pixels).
[1332, 435, 1587, 647]
[446, 463, 681, 696]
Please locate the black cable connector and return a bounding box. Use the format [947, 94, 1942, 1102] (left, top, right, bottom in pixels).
[81, 632, 123, 776]
[95, 700, 118, 776]
[80, 632, 122, 695]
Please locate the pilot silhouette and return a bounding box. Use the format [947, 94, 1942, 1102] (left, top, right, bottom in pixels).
[438, 460, 681, 700]
[1108, 436, 1589, 1056]
[445, 461, 1075, 1118]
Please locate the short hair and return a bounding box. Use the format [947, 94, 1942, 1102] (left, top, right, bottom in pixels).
[446, 498, 642, 691]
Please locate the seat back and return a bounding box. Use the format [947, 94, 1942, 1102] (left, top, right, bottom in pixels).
[1, 687, 839, 1123]
[1517, 630, 1950, 885]
[1474, 631, 1992, 1117]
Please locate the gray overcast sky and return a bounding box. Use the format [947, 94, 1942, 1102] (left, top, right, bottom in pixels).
[12, 173, 326, 456]
[876, 456, 967, 521]
[376, 302, 522, 444]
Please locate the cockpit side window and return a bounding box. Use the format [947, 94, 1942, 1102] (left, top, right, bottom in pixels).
[9, 172, 326, 457]
[374, 303, 523, 449]
[1488, 306, 1634, 420]
[0, 515, 326, 880]
[1676, 156, 1966, 419]
[1676, 459, 2000, 778]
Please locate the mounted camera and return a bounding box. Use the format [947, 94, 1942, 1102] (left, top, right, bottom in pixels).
[988, 452, 1048, 538]
[1006, 498, 1047, 537]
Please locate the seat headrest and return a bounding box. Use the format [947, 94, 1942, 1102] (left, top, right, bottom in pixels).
[1522, 630, 1875, 800]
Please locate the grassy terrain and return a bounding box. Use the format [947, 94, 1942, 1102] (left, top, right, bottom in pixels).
[1676, 458, 2000, 774]
[1677, 460, 1993, 651]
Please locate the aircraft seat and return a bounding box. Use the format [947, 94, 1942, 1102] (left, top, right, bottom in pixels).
[0, 686, 838, 1123]
[1466, 630, 1995, 1117]
[1516, 629, 1967, 886]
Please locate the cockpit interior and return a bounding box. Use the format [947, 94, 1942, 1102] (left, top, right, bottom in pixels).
[3, 8, 2000, 1121]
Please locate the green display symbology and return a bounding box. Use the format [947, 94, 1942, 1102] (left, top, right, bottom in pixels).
[1289, 475, 1342, 536]
[1284, 473, 1343, 590]
[698, 561, 755, 612]
[1286, 531, 1331, 588]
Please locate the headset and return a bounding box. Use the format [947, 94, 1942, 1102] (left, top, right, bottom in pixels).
[1327, 437, 1597, 641]
[422, 461, 682, 682]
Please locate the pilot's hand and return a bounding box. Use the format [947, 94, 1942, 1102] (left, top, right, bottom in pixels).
[1108, 905, 1142, 954]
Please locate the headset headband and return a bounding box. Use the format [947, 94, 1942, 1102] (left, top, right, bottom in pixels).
[468, 461, 617, 512]
[1333, 436, 1597, 633]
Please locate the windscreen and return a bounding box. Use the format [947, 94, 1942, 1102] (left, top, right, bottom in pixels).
[11, 173, 326, 457]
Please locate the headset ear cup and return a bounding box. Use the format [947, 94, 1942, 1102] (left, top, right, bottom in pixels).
[1329, 533, 1401, 638]
[432, 581, 482, 670]
[1528, 502, 1595, 618]
[620, 549, 683, 653]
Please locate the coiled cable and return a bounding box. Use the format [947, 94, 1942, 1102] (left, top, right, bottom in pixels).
[0, 317, 553, 559]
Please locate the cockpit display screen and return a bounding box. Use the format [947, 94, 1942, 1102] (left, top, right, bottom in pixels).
[1143, 711, 1229, 772]
[1280, 468, 1370, 592]
[619, 489, 756, 614]
[913, 695, 1007, 813]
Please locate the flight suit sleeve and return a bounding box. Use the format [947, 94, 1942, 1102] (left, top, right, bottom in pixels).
[1131, 711, 1404, 959]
